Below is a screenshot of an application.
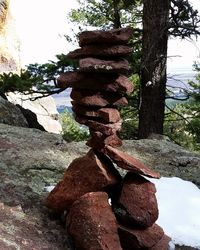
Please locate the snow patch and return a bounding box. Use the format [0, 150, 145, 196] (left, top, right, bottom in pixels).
[147, 177, 200, 249]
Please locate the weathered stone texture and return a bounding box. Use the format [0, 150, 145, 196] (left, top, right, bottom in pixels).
[45, 150, 121, 212]
[118, 224, 164, 250]
[67, 192, 122, 250]
[79, 57, 130, 74]
[103, 145, 161, 178]
[67, 45, 132, 59]
[57, 72, 133, 94]
[118, 173, 158, 228]
[79, 27, 133, 46]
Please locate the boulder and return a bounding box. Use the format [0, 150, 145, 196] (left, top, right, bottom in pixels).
[67, 45, 132, 59]
[118, 224, 164, 250]
[0, 96, 28, 127]
[45, 149, 121, 212]
[67, 192, 122, 250]
[117, 173, 158, 228]
[79, 27, 133, 46]
[71, 90, 128, 107]
[103, 145, 161, 178]
[79, 57, 130, 74]
[7, 92, 62, 134]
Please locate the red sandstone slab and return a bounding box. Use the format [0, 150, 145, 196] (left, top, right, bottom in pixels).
[103, 145, 160, 178]
[118, 173, 159, 228]
[67, 192, 122, 250]
[57, 72, 134, 94]
[71, 90, 128, 107]
[86, 131, 122, 149]
[79, 27, 133, 46]
[79, 58, 130, 74]
[72, 105, 121, 123]
[150, 234, 171, 250]
[45, 150, 121, 212]
[75, 116, 122, 135]
[67, 45, 132, 59]
[118, 224, 164, 250]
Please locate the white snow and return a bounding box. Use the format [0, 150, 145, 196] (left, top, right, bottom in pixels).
[44, 185, 55, 193]
[148, 177, 200, 249]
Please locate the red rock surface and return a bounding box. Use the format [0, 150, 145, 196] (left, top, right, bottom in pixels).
[72, 105, 121, 123]
[57, 72, 134, 94]
[103, 145, 161, 178]
[150, 234, 171, 250]
[71, 89, 128, 107]
[118, 173, 159, 228]
[79, 57, 130, 74]
[45, 150, 121, 212]
[118, 224, 164, 250]
[67, 192, 122, 250]
[87, 130, 122, 149]
[79, 27, 133, 46]
[67, 45, 132, 59]
[75, 116, 122, 136]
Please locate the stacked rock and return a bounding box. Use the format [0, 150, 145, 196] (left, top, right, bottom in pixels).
[45, 28, 170, 250]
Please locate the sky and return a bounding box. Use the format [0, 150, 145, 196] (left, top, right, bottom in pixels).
[10, 0, 200, 70]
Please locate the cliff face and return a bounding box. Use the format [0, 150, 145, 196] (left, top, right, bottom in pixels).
[0, 0, 21, 73]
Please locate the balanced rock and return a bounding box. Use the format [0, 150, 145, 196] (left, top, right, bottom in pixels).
[67, 192, 122, 250]
[79, 57, 130, 74]
[71, 90, 128, 107]
[118, 224, 164, 250]
[75, 116, 122, 136]
[79, 27, 133, 46]
[67, 45, 132, 59]
[117, 173, 158, 228]
[72, 105, 121, 123]
[103, 145, 160, 178]
[57, 72, 134, 94]
[87, 130, 122, 149]
[45, 150, 121, 212]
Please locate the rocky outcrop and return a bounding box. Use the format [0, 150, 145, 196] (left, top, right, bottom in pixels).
[0, 0, 21, 73]
[0, 96, 28, 127]
[7, 92, 62, 133]
[0, 123, 199, 249]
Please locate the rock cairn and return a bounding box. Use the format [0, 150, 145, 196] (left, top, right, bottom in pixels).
[45, 28, 170, 250]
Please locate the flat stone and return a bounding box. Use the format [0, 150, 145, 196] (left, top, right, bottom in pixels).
[75, 115, 122, 136]
[150, 234, 171, 250]
[45, 150, 121, 212]
[72, 105, 121, 123]
[71, 90, 128, 107]
[117, 173, 159, 228]
[79, 27, 133, 46]
[87, 130, 122, 149]
[103, 145, 161, 178]
[118, 224, 164, 250]
[79, 57, 130, 74]
[67, 192, 122, 250]
[67, 45, 132, 59]
[57, 72, 134, 94]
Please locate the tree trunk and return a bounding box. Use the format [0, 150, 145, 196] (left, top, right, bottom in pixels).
[138, 0, 170, 139]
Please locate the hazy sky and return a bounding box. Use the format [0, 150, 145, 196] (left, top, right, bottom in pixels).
[11, 0, 200, 70]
